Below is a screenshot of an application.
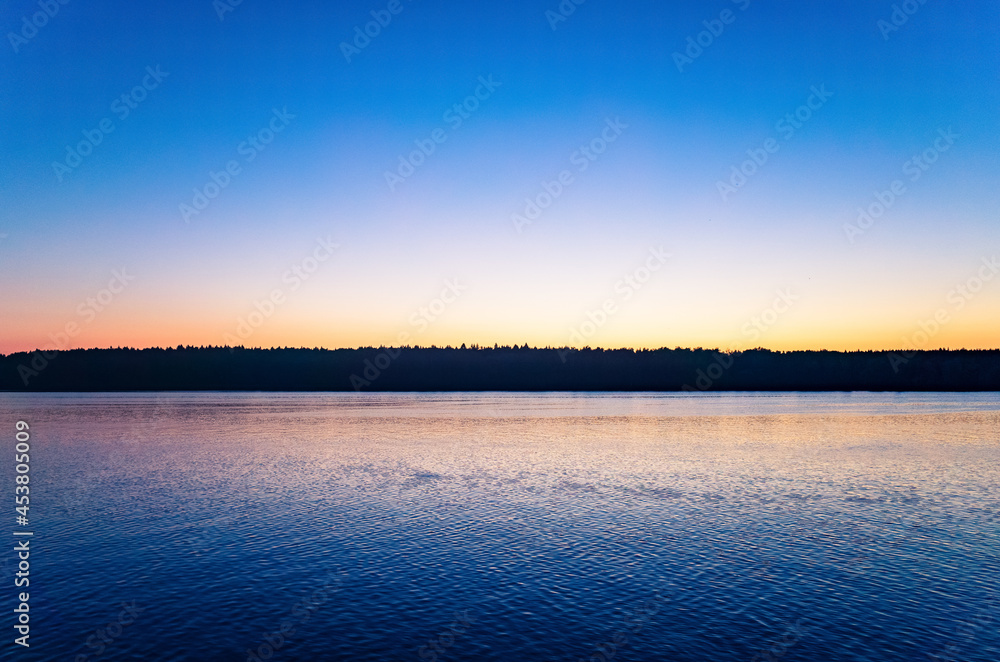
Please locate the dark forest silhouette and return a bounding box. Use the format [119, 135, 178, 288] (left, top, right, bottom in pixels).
[2, 346, 999, 391]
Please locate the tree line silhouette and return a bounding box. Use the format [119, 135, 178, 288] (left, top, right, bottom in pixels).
[2, 346, 999, 391]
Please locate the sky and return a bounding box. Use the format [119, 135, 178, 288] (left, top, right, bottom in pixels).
[1, 0, 998, 354]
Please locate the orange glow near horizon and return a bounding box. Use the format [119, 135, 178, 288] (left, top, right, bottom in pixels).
[3, 315, 998, 356]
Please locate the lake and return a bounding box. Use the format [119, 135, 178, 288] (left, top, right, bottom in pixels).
[2, 392, 998, 661]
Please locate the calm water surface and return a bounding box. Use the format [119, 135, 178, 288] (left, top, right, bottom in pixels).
[1, 392, 998, 661]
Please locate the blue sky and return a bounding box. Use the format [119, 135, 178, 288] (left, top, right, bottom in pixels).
[1, 0, 998, 352]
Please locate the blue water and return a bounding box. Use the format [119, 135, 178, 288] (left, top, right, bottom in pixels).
[1, 392, 998, 661]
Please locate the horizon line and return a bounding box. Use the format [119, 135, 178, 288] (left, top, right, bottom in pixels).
[4, 344, 1000, 359]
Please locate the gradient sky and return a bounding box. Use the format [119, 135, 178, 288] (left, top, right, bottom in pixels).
[1, 0, 998, 354]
